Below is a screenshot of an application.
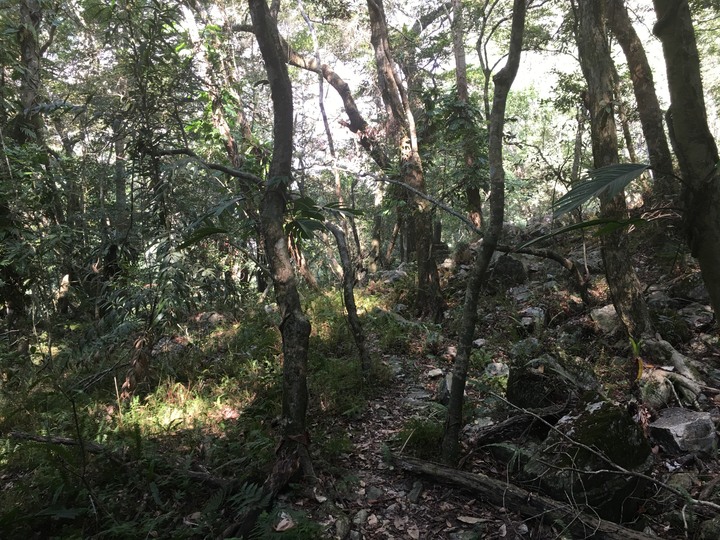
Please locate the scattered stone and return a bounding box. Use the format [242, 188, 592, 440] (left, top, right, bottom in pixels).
[353, 509, 369, 525]
[519, 307, 546, 332]
[649, 407, 717, 454]
[405, 387, 432, 407]
[510, 285, 532, 303]
[151, 336, 190, 357]
[687, 284, 711, 303]
[472, 338, 487, 348]
[647, 286, 674, 309]
[484, 362, 509, 378]
[349, 531, 362, 540]
[489, 255, 527, 289]
[510, 337, 541, 360]
[393, 303, 408, 313]
[590, 304, 620, 335]
[506, 354, 599, 409]
[365, 486, 384, 502]
[335, 515, 351, 538]
[678, 303, 715, 330]
[407, 480, 423, 504]
[435, 374, 453, 406]
[427, 368, 444, 379]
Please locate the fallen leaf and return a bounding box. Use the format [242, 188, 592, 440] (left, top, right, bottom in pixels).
[499, 523, 507, 537]
[407, 524, 420, 539]
[457, 515, 482, 524]
[273, 511, 295, 532]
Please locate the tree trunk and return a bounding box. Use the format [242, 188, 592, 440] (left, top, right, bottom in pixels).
[574, 0, 653, 339]
[452, 0, 484, 229]
[366, 0, 443, 322]
[442, 0, 527, 465]
[249, 0, 312, 478]
[605, 0, 677, 201]
[325, 222, 371, 376]
[652, 0, 720, 321]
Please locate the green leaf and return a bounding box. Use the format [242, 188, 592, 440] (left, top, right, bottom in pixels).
[517, 217, 646, 250]
[553, 163, 650, 218]
[178, 226, 228, 249]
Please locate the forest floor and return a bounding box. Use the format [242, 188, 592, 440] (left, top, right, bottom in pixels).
[2, 225, 720, 539]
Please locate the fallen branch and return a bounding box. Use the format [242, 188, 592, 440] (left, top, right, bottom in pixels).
[9, 431, 105, 453]
[392, 454, 658, 540]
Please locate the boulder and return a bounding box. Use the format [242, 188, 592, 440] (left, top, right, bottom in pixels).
[488, 255, 527, 290]
[506, 353, 599, 409]
[649, 407, 717, 454]
[520, 400, 653, 522]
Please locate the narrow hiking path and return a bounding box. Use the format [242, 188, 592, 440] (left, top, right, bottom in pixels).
[301, 350, 538, 540]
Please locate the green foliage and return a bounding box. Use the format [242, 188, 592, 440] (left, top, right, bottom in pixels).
[396, 415, 444, 461]
[553, 163, 651, 218]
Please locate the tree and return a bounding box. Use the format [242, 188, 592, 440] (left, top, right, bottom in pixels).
[442, 0, 527, 465]
[573, 0, 653, 339]
[249, 0, 313, 482]
[652, 0, 720, 320]
[604, 0, 677, 201]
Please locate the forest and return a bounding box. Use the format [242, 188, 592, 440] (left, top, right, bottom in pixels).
[1, 0, 720, 538]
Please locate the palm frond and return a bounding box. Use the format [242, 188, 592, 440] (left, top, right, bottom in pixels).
[553, 163, 650, 218]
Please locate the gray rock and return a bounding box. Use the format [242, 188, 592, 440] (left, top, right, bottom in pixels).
[472, 338, 487, 348]
[427, 368, 444, 379]
[335, 515, 351, 539]
[590, 304, 620, 335]
[510, 337, 541, 360]
[699, 517, 720, 540]
[679, 303, 714, 330]
[521, 400, 652, 521]
[489, 255, 527, 288]
[407, 480, 423, 503]
[353, 509, 369, 525]
[365, 486, 383, 502]
[688, 284, 711, 303]
[649, 407, 717, 454]
[436, 374, 453, 405]
[519, 307, 546, 332]
[484, 362, 509, 378]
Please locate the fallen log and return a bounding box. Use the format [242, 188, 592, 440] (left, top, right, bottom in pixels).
[392, 454, 658, 540]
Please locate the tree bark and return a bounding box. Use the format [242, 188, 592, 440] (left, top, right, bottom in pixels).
[652, 0, 720, 321]
[325, 222, 371, 376]
[249, 0, 312, 478]
[442, 0, 527, 465]
[605, 0, 677, 200]
[452, 0, 484, 229]
[366, 0, 443, 323]
[574, 0, 653, 339]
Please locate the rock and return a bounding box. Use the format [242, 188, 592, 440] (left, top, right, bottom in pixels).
[649, 407, 717, 454]
[510, 285, 532, 303]
[510, 337, 541, 360]
[519, 307, 546, 333]
[407, 480, 423, 503]
[484, 362, 509, 378]
[427, 368, 444, 379]
[688, 284, 711, 303]
[353, 509, 369, 525]
[699, 517, 720, 540]
[590, 304, 620, 335]
[506, 353, 599, 409]
[472, 338, 487, 348]
[404, 386, 432, 407]
[489, 255, 527, 289]
[335, 514, 351, 538]
[393, 303, 408, 313]
[436, 374, 453, 406]
[678, 303, 714, 330]
[521, 400, 653, 521]
[487, 441, 537, 473]
[365, 486, 384, 502]
[647, 285, 674, 309]
[151, 335, 190, 357]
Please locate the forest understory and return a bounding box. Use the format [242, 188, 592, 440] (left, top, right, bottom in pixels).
[2, 221, 720, 540]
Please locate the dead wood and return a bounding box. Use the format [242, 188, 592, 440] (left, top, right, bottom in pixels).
[9, 430, 106, 453]
[392, 454, 659, 540]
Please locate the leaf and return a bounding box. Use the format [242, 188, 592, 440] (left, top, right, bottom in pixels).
[457, 515, 483, 524]
[178, 226, 228, 249]
[553, 163, 650, 218]
[516, 217, 645, 250]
